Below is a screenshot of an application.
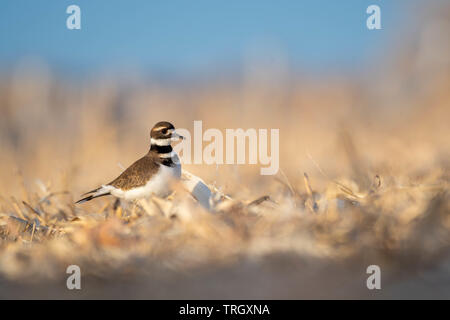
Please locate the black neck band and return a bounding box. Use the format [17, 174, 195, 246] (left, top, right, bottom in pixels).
[150, 144, 172, 154]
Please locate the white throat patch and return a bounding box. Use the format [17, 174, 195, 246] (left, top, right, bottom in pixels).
[151, 138, 171, 146]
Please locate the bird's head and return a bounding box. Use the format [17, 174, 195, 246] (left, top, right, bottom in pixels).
[150, 121, 184, 147]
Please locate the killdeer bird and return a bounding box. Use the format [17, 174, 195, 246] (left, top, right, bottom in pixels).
[76, 121, 183, 204]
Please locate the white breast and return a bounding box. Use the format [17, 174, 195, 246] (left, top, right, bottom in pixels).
[103, 161, 181, 201]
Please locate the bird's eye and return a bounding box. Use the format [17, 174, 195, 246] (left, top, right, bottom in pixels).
[162, 129, 168, 134]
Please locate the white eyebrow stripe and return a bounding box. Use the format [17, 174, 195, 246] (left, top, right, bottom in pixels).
[151, 138, 171, 146]
[153, 127, 174, 132]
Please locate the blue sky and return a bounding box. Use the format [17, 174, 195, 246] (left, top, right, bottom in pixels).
[0, 0, 417, 76]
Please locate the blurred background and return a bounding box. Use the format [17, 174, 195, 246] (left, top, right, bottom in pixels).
[0, 0, 448, 194]
[0, 0, 449, 299]
[0, 0, 449, 191]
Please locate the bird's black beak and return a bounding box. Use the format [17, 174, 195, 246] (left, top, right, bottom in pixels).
[171, 132, 184, 141]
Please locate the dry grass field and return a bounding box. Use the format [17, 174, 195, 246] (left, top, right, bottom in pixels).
[0, 8, 449, 299]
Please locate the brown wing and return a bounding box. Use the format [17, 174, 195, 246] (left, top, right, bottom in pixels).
[108, 154, 160, 190]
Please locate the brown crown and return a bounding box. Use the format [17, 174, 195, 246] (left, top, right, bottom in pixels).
[150, 121, 175, 139]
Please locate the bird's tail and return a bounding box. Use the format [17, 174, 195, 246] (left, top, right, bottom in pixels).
[75, 187, 111, 204]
